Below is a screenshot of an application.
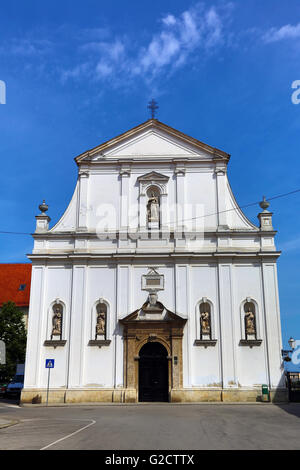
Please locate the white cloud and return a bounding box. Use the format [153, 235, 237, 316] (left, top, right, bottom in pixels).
[138, 4, 225, 76]
[162, 14, 177, 27]
[81, 39, 125, 60]
[61, 63, 90, 82]
[106, 40, 125, 61]
[62, 3, 230, 85]
[96, 61, 113, 78]
[139, 32, 181, 72]
[94, 40, 126, 80]
[205, 7, 223, 47]
[0, 38, 52, 56]
[263, 22, 300, 43]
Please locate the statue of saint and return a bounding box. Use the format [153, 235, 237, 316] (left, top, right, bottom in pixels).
[200, 310, 211, 336]
[147, 193, 159, 223]
[52, 304, 62, 338]
[245, 308, 256, 336]
[96, 305, 106, 337]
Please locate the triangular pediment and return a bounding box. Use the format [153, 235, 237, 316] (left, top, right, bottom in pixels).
[137, 171, 169, 182]
[104, 130, 197, 157]
[119, 301, 187, 325]
[75, 119, 230, 163]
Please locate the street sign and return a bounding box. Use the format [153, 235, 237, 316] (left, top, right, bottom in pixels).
[45, 359, 55, 406]
[45, 359, 55, 369]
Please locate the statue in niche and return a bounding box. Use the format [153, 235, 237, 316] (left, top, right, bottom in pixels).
[200, 302, 211, 338]
[96, 303, 106, 338]
[245, 306, 256, 337]
[147, 192, 160, 223]
[51, 303, 63, 338]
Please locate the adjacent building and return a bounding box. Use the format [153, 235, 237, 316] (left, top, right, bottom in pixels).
[0, 263, 32, 330]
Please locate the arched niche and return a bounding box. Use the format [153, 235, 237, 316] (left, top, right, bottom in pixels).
[244, 301, 257, 340]
[194, 298, 217, 347]
[87, 299, 112, 347]
[239, 298, 261, 341]
[195, 298, 216, 340]
[146, 185, 161, 229]
[200, 301, 212, 339]
[48, 299, 65, 340]
[95, 301, 107, 340]
[239, 298, 263, 347]
[91, 298, 110, 341]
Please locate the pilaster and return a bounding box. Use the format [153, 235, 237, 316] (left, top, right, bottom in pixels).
[120, 166, 131, 232]
[67, 264, 86, 387]
[77, 171, 89, 231]
[175, 166, 186, 233]
[215, 165, 229, 230]
[217, 262, 237, 388]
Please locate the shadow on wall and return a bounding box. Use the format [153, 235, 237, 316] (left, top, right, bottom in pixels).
[270, 387, 289, 404]
[31, 395, 42, 404]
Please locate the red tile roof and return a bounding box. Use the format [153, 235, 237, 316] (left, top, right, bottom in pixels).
[0, 264, 32, 307]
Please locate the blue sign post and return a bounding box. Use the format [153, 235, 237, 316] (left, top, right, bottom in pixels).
[45, 359, 55, 406]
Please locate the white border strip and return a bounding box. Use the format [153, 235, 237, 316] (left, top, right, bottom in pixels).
[40, 419, 96, 450]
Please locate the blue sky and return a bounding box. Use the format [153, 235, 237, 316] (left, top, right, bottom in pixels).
[0, 0, 299, 361]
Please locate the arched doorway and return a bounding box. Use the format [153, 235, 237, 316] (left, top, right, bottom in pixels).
[138, 342, 169, 402]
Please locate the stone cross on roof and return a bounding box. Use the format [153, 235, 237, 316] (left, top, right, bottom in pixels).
[147, 99, 159, 119]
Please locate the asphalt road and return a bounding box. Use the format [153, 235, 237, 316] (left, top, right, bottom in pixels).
[0, 400, 300, 450]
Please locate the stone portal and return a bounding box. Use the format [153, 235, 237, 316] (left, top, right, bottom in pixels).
[120, 298, 187, 403]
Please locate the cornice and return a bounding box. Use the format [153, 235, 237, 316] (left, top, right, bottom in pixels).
[32, 228, 277, 239]
[77, 156, 230, 167]
[27, 251, 281, 262]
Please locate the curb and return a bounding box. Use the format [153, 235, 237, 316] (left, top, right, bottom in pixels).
[19, 401, 283, 408]
[0, 419, 19, 429]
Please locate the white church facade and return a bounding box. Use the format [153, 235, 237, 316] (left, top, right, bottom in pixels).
[22, 119, 287, 403]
